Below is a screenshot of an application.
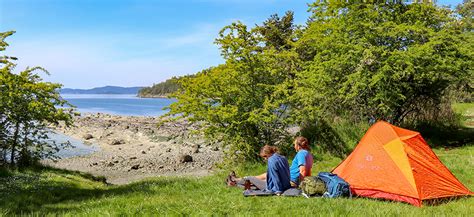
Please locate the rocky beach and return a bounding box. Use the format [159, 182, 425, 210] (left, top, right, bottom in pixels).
[43, 113, 224, 184]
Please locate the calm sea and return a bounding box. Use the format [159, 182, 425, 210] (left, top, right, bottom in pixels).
[62, 94, 176, 116]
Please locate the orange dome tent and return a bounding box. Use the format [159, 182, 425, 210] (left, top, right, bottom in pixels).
[333, 121, 473, 207]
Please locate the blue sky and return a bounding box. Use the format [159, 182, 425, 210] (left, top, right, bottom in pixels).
[0, 0, 465, 88]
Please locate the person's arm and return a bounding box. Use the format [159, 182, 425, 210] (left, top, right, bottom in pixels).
[294, 152, 308, 182]
[299, 165, 308, 182]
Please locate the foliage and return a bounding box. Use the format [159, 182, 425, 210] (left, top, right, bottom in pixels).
[165, 1, 474, 162]
[454, 0, 474, 103]
[0, 31, 73, 167]
[295, 2, 472, 126]
[138, 76, 183, 98]
[167, 12, 300, 160]
[168, 2, 472, 160]
[456, 0, 473, 32]
[299, 119, 370, 159]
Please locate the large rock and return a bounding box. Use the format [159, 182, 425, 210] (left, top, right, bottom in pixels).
[110, 139, 125, 145]
[83, 134, 94, 140]
[179, 155, 193, 163]
[192, 144, 200, 153]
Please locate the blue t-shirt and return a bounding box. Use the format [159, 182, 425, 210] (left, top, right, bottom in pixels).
[290, 150, 314, 184]
[266, 153, 291, 193]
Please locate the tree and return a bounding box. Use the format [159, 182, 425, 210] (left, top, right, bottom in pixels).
[0, 31, 73, 167]
[294, 2, 472, 125]
[454, 0, 474, 102]
[255, 11, 299, 51]
[456, 0, 473, 32]
[0, 31, 16, 164]
[167, 13, 300, 160]
[167, 2, 472, 161]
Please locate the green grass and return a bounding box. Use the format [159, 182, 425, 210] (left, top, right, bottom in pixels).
[1, 103, 473, 216]
[453, 102, 474, 128]
[0, 145, 472, 216]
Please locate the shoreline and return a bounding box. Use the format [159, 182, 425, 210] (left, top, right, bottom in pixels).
[136, 94, 170, 99]
[44, 112, 223, 185]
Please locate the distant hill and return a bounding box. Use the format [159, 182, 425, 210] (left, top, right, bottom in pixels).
[60, 86, 144, 95]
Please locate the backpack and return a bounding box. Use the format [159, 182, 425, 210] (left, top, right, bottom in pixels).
[317, 172, 351, 198]
[299, 176, 327, 197]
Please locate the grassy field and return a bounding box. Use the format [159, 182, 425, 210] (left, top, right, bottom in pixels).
[1, 104, 473, 216]
[453, 102, 474, 128]
[0, 146, 472, 216]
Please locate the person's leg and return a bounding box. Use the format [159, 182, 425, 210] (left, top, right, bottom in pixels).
[237, 176, 266, 190]
[228, 171, 266, 190]
[255, 173, 267, 181]
[226, 171, 238, 186]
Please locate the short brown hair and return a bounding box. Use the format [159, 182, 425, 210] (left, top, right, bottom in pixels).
[295, 136, 310, 150]
[259, 145, 278, 158]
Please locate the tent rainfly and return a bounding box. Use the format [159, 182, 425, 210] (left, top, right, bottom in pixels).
[333, 121, 473, 207]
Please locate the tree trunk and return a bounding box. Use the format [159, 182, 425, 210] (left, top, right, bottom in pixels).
[10, 122, 20, 166]
[2, 149, 6, 164]
[1, 139, 6, 163]
[21, 123, 29, 166]
[0, 120, 6, 164]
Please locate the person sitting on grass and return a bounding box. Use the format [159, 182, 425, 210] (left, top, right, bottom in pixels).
[227, 145, 291, 195]
[290, 136, 314, 187]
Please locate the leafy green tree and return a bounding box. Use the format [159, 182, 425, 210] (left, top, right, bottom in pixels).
[168, 2, 471, 161]
[456, 0, 473, 32]
[454, 0, 474, 102]
[0, 31, 16, 164]
[0, 31, 73, 167]
[255, 11, 299, 51]
[294, 2, 472, 125]
[168, 12, 300, 160]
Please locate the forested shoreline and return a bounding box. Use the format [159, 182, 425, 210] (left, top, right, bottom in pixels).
[138, 76, 186, 98]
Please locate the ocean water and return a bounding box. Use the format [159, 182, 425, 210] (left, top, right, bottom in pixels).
[62, 94, 176, 116]
[47, 132, 100, 158]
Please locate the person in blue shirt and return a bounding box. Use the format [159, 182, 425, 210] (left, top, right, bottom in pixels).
[264, 145, 291, 194]
[227, 145, 291, 195]
[290, 136, 314, 187]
